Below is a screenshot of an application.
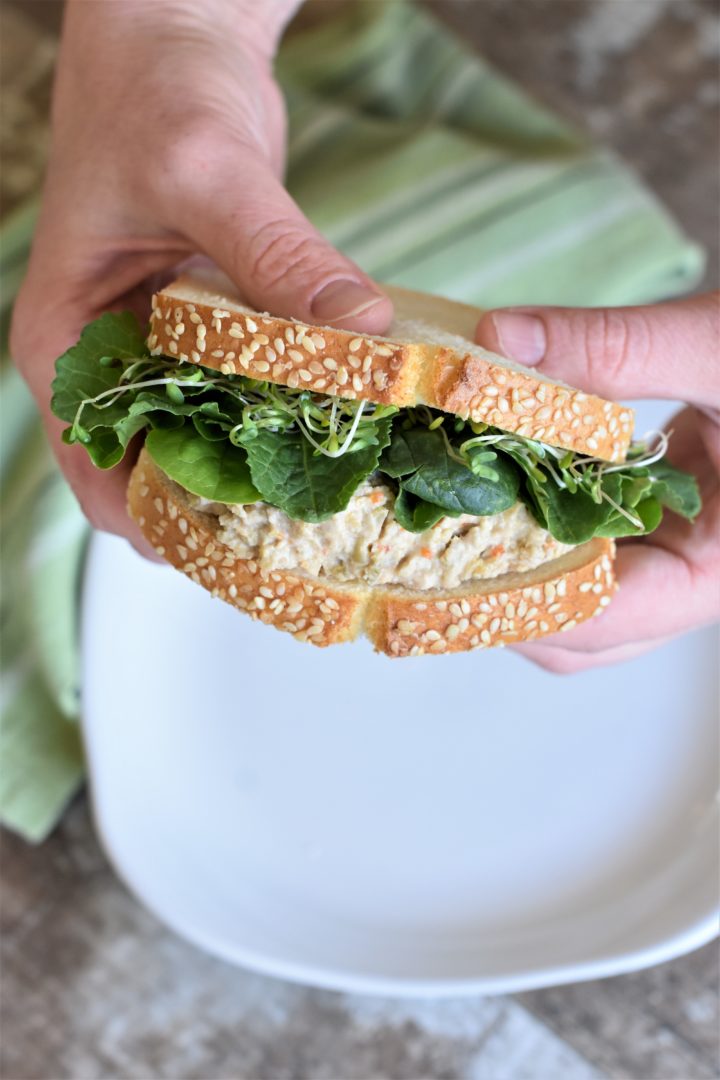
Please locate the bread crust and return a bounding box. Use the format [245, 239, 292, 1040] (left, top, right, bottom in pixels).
[128, 449, 617, 657]
[149, 273, 633, 463]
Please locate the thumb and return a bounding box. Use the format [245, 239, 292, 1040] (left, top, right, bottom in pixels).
[181, 157, 393, 334]
[475, 293, 720, 409]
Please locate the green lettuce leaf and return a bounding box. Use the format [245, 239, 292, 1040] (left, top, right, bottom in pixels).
[647, 459, 702, 519]
[393, 489, 449, 532]
[145, 424, 260, 504]
[381, 426, 519, 517]
[239, 417, 393, 522]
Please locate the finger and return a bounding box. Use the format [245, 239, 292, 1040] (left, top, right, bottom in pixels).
[62, 446, 161, 562]
[176, 153, 393, 333]
[523, 542, 718, 655]
[512, 633, 676, 674]
[474, 292, 720, 409]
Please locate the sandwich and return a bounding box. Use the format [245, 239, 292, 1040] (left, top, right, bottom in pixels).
[51, 269, 700, 656]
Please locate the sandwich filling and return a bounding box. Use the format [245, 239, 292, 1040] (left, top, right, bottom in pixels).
[50, 311, 702, 563]
[191, 481, 572, 590]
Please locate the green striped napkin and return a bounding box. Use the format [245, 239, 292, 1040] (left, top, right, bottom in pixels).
[0, 0, 704, 842]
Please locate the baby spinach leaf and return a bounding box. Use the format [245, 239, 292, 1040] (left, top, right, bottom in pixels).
[380, 426, 519, 517]
[393, 490, 449, 532]
[51, 311, 149, 423]
[379, 426, 441, 478]
[525, 476, 612, 545]
[648, 460, 702, 519]
[145, 424, 260, 504]
[240, 416, 393, 522]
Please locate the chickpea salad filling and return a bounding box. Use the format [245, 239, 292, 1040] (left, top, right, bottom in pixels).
[51, 311, 701, 555]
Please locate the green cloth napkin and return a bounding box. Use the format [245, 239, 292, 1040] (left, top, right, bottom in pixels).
[0, 0, 704, 842]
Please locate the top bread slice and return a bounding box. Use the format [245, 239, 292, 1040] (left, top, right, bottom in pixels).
[149, 269, 634, 462]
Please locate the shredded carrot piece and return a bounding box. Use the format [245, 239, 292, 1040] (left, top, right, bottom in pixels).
[488, 544, 505, 558]
[420, 547, 433, 558]
[370, 490, 385, 504]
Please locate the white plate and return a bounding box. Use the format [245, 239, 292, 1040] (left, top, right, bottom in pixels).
[81, 400, 719, 997]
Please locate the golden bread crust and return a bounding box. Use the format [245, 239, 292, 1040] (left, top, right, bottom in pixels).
[148, 274, 633, 463]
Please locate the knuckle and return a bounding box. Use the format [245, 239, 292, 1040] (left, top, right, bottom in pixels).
[245, 219, 329, 294]
[149, 120, 243, 203]
[582, 308, 653, 386]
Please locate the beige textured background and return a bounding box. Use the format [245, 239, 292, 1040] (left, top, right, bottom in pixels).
[2, 2, 719, 1078]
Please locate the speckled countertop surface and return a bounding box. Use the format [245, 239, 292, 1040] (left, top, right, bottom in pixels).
[2, 3, 718, 1078]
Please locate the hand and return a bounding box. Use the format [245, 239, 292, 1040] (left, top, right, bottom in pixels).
[10, 0, 392, 556]
[475, 293, 720, 671]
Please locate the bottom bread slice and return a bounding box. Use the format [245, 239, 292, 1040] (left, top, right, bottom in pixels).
[128, 448, 616, 656]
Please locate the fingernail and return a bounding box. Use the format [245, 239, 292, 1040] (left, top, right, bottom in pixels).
[311, 279, 385, 323]
[492, 313, 546, 366]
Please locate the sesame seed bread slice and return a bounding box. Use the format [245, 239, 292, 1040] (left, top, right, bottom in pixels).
[150, 270, 634, 463]
[128, 448, 617, 657]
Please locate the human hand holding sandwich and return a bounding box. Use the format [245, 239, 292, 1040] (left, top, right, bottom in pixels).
[475, 294, 720, 670]
[10, 0, 718, 666]
[10, 0, 392, 553]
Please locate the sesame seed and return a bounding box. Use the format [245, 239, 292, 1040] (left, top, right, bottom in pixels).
[579, 582, 593, 592]
[168, 340, 178, 354]
[490, 618, 501, 633]
[348, 338, 362, 352]
[560, 619, 577, 632]
[375, 345, 393, 357]
[299, 368, 312, 381]
[352, 373, 363, 392]
[425, 629, 441, 642]
[212, 349, 225, 358]
[266, 347, 277, 363]
[288, 349, 304, 364]
[274, 338, 285, 354]
[539, 620, 549, 633]
[285, 327, 295, 344]
[336, 367, 348, 385]
[254, 360, 270, 373]
[587, 438, 599, 451]
[228, 327, 243, 339]
[481, 630, 491, 645]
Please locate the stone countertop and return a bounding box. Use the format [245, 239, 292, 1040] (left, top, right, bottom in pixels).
[1, 3, 718, 1078]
